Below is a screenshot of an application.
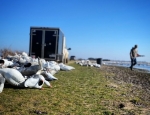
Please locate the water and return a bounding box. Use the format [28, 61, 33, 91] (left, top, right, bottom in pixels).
[103, 61, 150, 72]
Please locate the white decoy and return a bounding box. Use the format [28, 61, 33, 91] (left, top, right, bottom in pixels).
[41, 71, 58, 81]
[43, 61, 59, 75]
[22, 52, 28, 57]
[19, 53, 35, 65]
[0, 73, 5, 93]
[102, 62, 106, 65]
[0, 60, 5, 68]
[30, 58, 39, 64]
[10, 53, 20, 60]
[75, 61, 79, 64]
[18, 56, 27, 65]
[66, 65, 75, 70]
[0, 68, 51, 93]
[40, 59, 46, 67]
[44, 61, 53, 69]
[49, 61, 57, 65]
[59, 63, 75, 71]
[18, 58, 43, 76]
[79, 62, 83, 66]
[53, 64, 60, 71]
[24, 74, 51, 88]
[43, 61, 54, 73]
[49, 62, 60, 71]
[81, 60, 85, 64]
[94, 64, 101, 68]
[0, 59, 13, 68]
[0, 68, 25, 87]
[90, 64, 93, 67]
[7, 54, 19, 60]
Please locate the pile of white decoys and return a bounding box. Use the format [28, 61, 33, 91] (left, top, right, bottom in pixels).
[0, 52, 75, 93]
[75, 60, 101, 68]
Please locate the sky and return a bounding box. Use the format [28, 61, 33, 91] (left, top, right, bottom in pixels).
[0, 0, 150, 62]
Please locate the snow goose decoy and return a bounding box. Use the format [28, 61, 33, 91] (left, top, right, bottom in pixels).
[0, 68, 25, 87]
[0, 68, 51, 93]
[0, 60, 5, 68]
[18, 57, 43, 76]
[43, 61, 58, 75]
[59, 63, 75, 71]
[0, 73, 5, 93]
[0, 59, 13, 68]
[24, 74, 52, 89]
[41, 71, 58, 81]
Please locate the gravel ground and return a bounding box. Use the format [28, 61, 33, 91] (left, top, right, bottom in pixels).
[101, 65, 150, 89]
[100, 65, 150, 108]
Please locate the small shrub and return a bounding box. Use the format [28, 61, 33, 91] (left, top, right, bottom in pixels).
[0, 48, 22, 58]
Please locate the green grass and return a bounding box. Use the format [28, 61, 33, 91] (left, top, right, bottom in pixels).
[0, 63, 149, 115]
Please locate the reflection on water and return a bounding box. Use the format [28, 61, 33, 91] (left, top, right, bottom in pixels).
[103, 61, 150, 72]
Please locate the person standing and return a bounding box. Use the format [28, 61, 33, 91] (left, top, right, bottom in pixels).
[129, 45, 141, 70]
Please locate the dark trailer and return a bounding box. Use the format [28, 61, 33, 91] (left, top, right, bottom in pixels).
[29, 27, 66, 62]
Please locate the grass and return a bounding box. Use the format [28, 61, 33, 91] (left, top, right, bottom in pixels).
[0, 62, 150, 115]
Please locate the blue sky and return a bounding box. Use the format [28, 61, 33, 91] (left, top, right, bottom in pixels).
[0, 0, 150, 62]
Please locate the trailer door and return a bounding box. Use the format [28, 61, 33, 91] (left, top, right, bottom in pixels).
[44, 30, 58, 59]
[31, 30, 43, 58]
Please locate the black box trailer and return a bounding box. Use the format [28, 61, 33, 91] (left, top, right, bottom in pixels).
[29, 27, 68, 62]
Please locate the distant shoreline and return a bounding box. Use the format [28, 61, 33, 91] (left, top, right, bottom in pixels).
[106, 64, 150, 73]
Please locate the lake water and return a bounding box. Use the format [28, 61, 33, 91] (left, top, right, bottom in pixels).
[103, 61, 150, 72]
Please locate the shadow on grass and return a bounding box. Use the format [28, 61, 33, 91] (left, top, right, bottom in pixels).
[4, 84, 26, 89]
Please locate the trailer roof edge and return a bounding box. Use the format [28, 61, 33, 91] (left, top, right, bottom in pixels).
[30, 26, 64, 35]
